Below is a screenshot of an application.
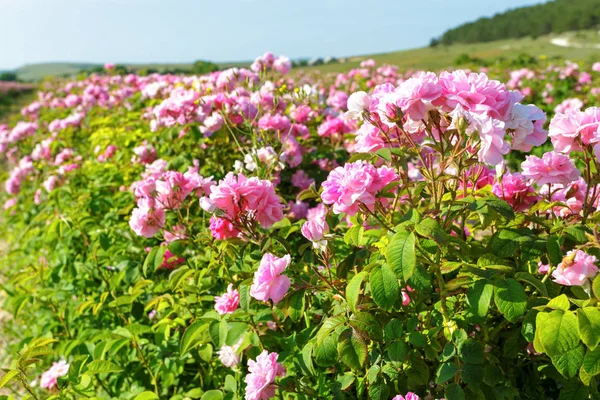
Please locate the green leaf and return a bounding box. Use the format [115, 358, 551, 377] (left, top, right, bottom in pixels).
[180, 320, 209, 356]
[435, 362, 458, 384]
[462, 363, 484, 387]
[387, 231, 417, 282]
[285, 290, 305, 322]
[458, 339, 484, 364]
[224, 374, 237, 392]
[313, 334, 338, 367]
[134, 392, 159, 400]
[367, 378, 389, 400]
[209, 319, 228, 348]
[337, 372, 355, 390]
[239, 284, 250, 311]
[537, 310, 580, 358]
[153, 246, 167, 271]
[201, 390, 223, 400]
[466, 280, 493, 318]
[415, 218, 447, 245]
[370, 265, 399, 310]
[480, 197, 515, 221]
[344, 225, 364, 247]
[515, 272, 548, 297]
[559, 380, 589, 400]
[546, 294, 570, 311]
[142, 247, 159, 276]
[546, 236, 562, 266]
[226, 322, 249, 346]
[490, 229, 521, 258]
[387, 341, 409, 362]
[593, 275, 600, 300]
[552, 344, 585, 378]
[167, 240, 186, 256]
[564, 226, 589, 243]
[346, 272, 366, 313]
[300, 343, 315, 375]
[315, 314, 347, 346]
[84, 360, 123, 375]
[375, 148, 392, 162]
[493, 278, 527, 323]
[384, 318, 403, 339]
[0, 370, 19, 389]
[583, 346, 600, 375]
[337, 330, 368, 370]
[349, 312, 383, 342]
[578, 307, 600, 350]
[445, 383, 465, 400]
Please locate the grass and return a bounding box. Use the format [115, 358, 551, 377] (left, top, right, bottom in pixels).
[295, 30, 600, 75]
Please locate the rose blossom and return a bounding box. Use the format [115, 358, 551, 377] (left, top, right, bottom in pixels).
[217, 338, 244, 368]
[250, 253, 291, 304]
[40, 360, 70, 390]
[392, 393, 420, 400]
[552, 250, 598, 286]
[244, 351, 286, 400]
[214, 284, 240, 315]
[321, 161, 398, 216]
[521, 152, 580, 186]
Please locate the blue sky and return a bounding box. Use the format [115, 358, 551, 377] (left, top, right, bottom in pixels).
[0, 0, 546, 70]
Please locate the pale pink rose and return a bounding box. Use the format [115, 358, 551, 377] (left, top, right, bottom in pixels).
[273, 56, 292, 75]
[129, 198, 166, 238]
[218, 338, 244, 368]
[521, 152, 580, 186]
[321, 161, 398, 216]
[301, 220, 328, 242]
[244, 351, 286, 400]
[250, 253, 291, 304]
[552, 250, 598, 286]
[346, 91, 372, 119]
[214, 284, 240, 315]
[40, 360, 70, 390]
[538, 262, 550, 275]
[3, 198, 17, 210]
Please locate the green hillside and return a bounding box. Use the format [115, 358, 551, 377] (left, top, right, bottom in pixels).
[297, 30, 600, 74]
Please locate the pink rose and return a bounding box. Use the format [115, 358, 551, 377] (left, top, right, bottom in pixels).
[321, 161, 399, 216]
[250, 253, 291, 304]
[521, 151, 580, 186]
[552, 250, 598, 286]
[40, 360, 70, 390]
[244, 351, 286, 400]
[214, 284, 240, 315]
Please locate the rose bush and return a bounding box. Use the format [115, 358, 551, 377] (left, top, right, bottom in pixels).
[1, 57, 600, 399]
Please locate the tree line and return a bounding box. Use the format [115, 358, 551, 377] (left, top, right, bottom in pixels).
[432, 0, 600, 46]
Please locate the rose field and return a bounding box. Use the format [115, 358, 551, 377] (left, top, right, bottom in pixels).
[3, 53, 600, 400]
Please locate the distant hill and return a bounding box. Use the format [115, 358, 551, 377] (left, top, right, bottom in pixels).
[296, 30, 600, 74]
[11, 60, 251, 82]
[433, 0, 600, 46]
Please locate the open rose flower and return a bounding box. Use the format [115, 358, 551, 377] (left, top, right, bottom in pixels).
[244, 351, 286, 400]
[552, 250, 598, 286]
[250, 253, 291, 304]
